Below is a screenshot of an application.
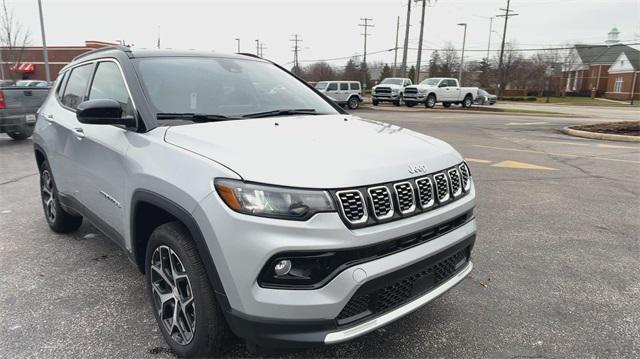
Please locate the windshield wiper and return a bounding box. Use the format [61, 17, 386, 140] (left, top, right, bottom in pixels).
[156, 112, 237, 122]
[241, 109, 318, 119]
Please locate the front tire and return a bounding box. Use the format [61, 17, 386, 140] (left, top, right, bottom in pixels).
[347, 96, 360, 110]
[442, 102, 452, 108]
[425, 94, 436, 108]
[372, 99, 379, 106]
[405, 101, 416, 107]
[146, 222, 229, 358]
[39, 161, 83, 233]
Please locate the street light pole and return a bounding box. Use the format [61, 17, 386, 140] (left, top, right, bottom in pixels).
[457, 23, 467, 84]
[400, 0, 411, 77]
[414, 0, 426, 83]
[486, 17, 493, 60]
[255, 40, 259, 56]
[37, 0, 50, 82]
[393, 16, 400, 76]
[235, 38, 240, 53]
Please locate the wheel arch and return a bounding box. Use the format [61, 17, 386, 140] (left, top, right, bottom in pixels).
[130, 189, 231, 310]
[33, 143, 47, 169]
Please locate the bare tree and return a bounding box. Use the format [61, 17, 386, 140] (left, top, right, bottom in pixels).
[439, 42, 460, 78]
[303, 62, 336, 82]
[0, 0, 31, 79]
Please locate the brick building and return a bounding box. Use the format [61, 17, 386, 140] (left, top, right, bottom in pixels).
[0, 40, 116, 81]
[562, 28, 640, 100]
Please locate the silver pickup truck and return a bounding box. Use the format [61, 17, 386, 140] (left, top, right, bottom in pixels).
[0, 85, 50, 140]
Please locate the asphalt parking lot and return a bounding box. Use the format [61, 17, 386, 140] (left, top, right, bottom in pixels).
[1, 105, 639, 358]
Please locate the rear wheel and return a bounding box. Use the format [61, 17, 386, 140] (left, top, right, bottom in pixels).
[146, 222, 229, 357]
[462, 95, 473, 108]
[425, 94, 436, 108]
[347, 96, 360, 110]
[39, 161, 83, 233]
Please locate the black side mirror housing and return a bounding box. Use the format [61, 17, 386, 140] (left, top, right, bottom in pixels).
[77, 99, 134, 127]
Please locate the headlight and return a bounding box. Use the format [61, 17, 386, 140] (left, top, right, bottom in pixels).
[214, 178, 336, 220]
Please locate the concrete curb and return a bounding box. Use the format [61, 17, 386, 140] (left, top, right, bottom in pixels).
[562, 126, 640, 142]
[359, 104, 575, 117]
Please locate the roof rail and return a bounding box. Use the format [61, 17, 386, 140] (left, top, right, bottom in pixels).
[72, 45, 133, 62]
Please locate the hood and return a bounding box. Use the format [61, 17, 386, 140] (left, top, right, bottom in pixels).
[164, 115, 462, 188]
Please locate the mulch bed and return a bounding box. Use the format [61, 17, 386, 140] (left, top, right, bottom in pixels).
[571, 121, 640, 136]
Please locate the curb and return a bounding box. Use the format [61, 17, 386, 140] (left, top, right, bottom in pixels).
[562, 126, 640, 142]
[359, 105, 574, 117]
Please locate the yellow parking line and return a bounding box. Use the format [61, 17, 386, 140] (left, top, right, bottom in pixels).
[464, 158, 493, 164]
[492, 160, 556, 170]
[473, 145, 640, 164]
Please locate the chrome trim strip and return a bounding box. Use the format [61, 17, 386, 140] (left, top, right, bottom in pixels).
[324, 261, 473, 344]
[367, 186, 394, 220]
[415, 176, 435, 209]
[393, 181, 416, 214]
[336, 189, 368, 225]
[447, 168, 463, 198]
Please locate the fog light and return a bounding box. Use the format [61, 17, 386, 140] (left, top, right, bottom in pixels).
[274, 260, 292, 276]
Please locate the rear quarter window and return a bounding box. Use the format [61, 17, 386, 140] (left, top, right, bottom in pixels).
[350, 83, 360, 90]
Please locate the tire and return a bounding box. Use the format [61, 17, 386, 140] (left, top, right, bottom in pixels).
[372, 99, 379, 106]
[405, 101, 416, 107]
[425, 94, 436, 108]
[146, 222, 229, 358]
[442, 102, 452, 108]
[8, 126, 34, 140]
[39, 161, 83, 233]
[347, 96, 360, 110]
[393, 94, 403, 106]
[462, 95, 473, 108]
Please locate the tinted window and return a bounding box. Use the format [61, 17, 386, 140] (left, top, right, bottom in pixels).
[327, 82, 338, 91]
[447, 79, 458, 87]
[89, 61, 134, 117]
[315, 82, 328, 90]
[62, 64, 93, 109]
[340, 83, 349, 91]
[135, 57, 337, 117]
[350, 82, 360, 90]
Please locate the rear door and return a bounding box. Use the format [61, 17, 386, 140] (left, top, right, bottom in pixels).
[336, 82, 350, 102]
[71, 60, 135, 241]
[448, 79, 462, 101]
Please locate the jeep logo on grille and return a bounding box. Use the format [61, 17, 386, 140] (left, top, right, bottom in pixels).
[408, 164, 427, 174]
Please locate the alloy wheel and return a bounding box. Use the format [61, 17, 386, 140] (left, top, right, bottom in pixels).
[150, 245, 196, 345]
[41, 170, 56, 223]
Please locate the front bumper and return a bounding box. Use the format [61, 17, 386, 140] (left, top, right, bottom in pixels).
[403, 94, 427, 102]
[372, 94, 400, 101]
[194, 182, 476, 348]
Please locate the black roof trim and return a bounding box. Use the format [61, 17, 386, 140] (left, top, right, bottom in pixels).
[72, 45, 133, 62]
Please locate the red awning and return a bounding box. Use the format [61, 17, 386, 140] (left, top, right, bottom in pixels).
[10, 63, 35, 73]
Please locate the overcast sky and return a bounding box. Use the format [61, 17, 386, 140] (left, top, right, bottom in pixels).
[8, 0, 640, 67]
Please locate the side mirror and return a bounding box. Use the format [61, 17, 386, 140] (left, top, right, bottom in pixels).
[76, 99, 133, 126]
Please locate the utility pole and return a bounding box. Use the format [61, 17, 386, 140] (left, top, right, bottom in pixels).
[290, 34, 302, 73]
[235, 38, 240, 53]
[457, 23, 467, 84]
[400, 0, 412, 77]
[37, 0, 50, 82]
[258, 43, 266, 57]
[496, 0, 518, 97]
[359, 18, 373, 88]
[414, 0, 435, 83]
[393, 16, 400, 76]
[255, 39, 259, 56]
[486, 17, 493, 60]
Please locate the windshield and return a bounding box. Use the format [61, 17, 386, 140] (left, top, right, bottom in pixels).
[315, 82, 329, 90]
[420, 78, 441, 86]
[380, 78, 403, 85]
[479, 89, 488, 95]
[135, 57, 338, 118]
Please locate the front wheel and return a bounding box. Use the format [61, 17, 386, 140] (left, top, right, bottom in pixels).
[405, 101, 416, 107]
[393, 94, 402, 106]
[442, 102, 452, 108]
[39, 161, 83, 233]
[146, 222, 229, 358]
[462, 95, 473, 108]
[425, 94, 436, 108]
[372, 99, 379, 106]
[347, 96, 360, 110]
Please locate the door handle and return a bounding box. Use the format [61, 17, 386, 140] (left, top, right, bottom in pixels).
[72, 127, 85, 139]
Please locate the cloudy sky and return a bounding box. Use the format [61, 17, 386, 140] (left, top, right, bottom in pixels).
[8, 0, 640, 67]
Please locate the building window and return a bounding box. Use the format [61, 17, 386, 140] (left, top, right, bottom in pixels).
[614, 76, 624, 92]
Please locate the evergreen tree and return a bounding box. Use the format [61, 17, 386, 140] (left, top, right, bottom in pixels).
[342, 59, 360, 81]
[379, 63, 393, 80]
[428, 50, 442, 77]
[407, 65, 416, 82]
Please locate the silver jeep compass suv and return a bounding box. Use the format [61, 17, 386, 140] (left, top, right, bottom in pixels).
[33, 46, 477, 357]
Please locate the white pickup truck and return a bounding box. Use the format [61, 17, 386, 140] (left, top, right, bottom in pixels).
[403, 78, 478, 109]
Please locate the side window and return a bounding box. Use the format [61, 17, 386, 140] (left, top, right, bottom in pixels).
[350, 82, 360, 91]
[62, 64, 93, 110]
[327, 82, 338, 91]
[403, 80, 410, 86]
[89, 61, 134, 117]
[55, 72, 69, 98]
[340, 83, 349, 91]
[448, 80, 458, 87]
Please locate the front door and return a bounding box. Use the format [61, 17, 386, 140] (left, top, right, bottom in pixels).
[324, 82, 340, 102]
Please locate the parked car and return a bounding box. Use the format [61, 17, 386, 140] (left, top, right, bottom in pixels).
[15, 80, 51, 87]
[475, 89, 497, 105]
[33, 47, 477, 357]
[371, 77, 412, 106]
[403, 78, 478, 108]
[0, 82, 51, 140]
[315, 80, 362, 109]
